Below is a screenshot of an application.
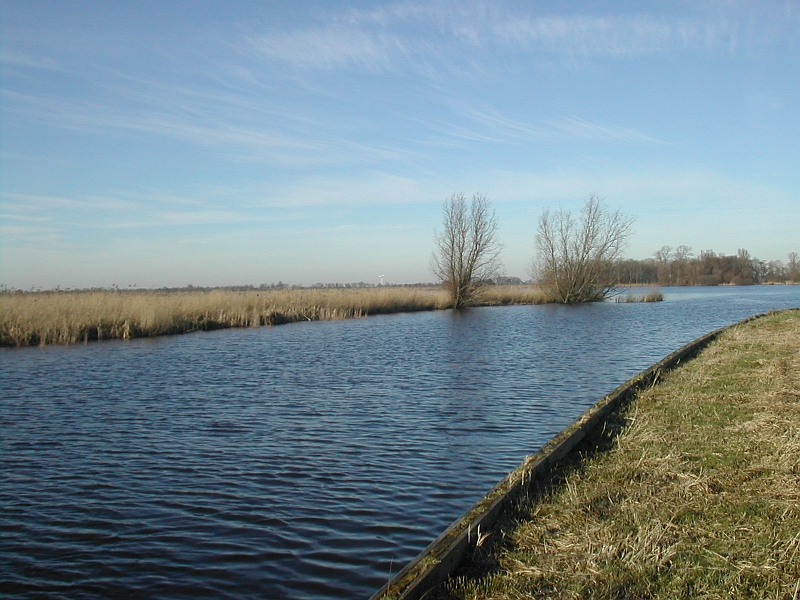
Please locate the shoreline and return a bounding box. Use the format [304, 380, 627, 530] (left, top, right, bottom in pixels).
[7, 283, 791, 348]
[377, 309, 800, 599]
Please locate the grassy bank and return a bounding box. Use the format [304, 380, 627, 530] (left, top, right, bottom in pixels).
[0, 285, 546, 347]
[435, 309, 800, 599]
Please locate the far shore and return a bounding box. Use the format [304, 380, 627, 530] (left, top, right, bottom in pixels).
[8, 282, 797, 348]
[0, 285, 550, 347]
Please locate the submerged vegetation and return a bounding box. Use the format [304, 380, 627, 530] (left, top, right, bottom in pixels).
[0, 285, 547, 347]
[434, 310, 800, 599]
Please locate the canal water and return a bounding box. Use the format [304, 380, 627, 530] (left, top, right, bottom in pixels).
[2, 286, 799, 599]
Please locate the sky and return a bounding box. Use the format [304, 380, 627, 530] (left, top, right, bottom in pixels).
[1, 0, 798, 289]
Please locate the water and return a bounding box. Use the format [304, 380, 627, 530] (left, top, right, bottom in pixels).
[2, 286, 798, 599]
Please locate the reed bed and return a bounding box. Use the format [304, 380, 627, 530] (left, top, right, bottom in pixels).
[614, 289, 665, 303]
[476, 285, 548, 306]
[0, 287, 452, 347]
[0, 285, 550, 347]
[435, 309, 800, 599]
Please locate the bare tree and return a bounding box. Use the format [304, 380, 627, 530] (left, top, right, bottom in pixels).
[654, 246, 673, 264]
[674, 245, 693, 285]
[431, 192, 503, 308]
[654, 245, 673, 285]
[533, 194, 634, 303]
[788, 252, 799, 282]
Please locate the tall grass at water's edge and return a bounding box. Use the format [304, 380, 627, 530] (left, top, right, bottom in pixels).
[0, 286, 547, 347]
[614, 289, 665, 303]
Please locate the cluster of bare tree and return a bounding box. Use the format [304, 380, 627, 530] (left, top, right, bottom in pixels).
[532, 195, 634, 303]
[432, 193, 632, 306]
[431, 192, 797, 308]
[617, 248, 799, 286]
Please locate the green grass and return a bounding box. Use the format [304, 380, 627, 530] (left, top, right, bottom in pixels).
[433, 309, 800, 600]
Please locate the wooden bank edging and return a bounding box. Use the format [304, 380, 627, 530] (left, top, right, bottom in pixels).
[370, 311, 772, 600]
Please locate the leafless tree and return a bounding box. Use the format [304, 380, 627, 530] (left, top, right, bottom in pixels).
[788, 252, 799, 282]
[533, 194, 634, 303]
[654, 246, 673, 264]
[674, 245, 693, 285]
[654, 245, 673, 285]
[431, 192, 503, 308]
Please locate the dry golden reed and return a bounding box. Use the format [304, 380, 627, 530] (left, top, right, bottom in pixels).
[614, 289, 665, 303]
[0, 285, 545, 347]
[476, 285, 547, 306]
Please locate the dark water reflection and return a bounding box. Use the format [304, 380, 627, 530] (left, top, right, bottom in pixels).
[2, 286, 799, 598]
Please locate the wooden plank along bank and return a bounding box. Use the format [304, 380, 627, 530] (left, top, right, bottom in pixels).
[370, 311, 772, 600]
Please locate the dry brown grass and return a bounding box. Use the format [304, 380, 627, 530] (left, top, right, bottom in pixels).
[436, 309, 800, 600]
[476, 285, 547, 306]
[0, 285, 545, 347]
[0, 287, 448, 346]
[614, 289, 665, 303]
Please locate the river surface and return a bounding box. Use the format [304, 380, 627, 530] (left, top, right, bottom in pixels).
[2, 286, 799, 599]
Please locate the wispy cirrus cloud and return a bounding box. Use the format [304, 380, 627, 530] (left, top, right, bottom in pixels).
[2, 83, 425, 169]
[248, 26, 405, 72]
[0, 224, 59, 235]
[493, 14, 742, 57]
[1, 190, 257, 233]
[0, 50, 59, 70]
[429, 104, 669, 146]
[3, 89, 319, 153]
[3, 192, 139, 212]
[246, 0, 765, 73]
[262, 172, 426, 209]
[155, 210, 249, 226]
[486, 167, 799, 211]
[547, 116, 671, 144]
[457, 106, 546, 142]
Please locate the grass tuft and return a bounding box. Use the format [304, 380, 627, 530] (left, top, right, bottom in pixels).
[614, 289, 665, 303]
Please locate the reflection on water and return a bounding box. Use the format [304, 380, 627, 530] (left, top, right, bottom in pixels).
[2, 286, 798, 599]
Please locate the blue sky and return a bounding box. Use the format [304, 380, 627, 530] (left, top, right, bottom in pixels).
[1, 1, 798, 289]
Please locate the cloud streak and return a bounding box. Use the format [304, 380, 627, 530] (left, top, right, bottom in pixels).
[494, 14, 742, 57]
[247, 1, 760, 73]
[548, 117, 671, 145]
[0, 50, 59, 70]
[248, 26, 404, 72]
[3, 192, 139, 212]
[429, 105, 669, 146]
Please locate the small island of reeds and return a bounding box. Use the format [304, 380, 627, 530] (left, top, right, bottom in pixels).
[614, 289, 665, 303]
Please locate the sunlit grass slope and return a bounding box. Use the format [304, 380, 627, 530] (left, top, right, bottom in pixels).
[437, 309, 800, 600]
[0, 285, 546, 347]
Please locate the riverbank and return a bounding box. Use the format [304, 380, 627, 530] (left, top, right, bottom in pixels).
[0, 285, 546, 347]
[432, 309, 800, 599]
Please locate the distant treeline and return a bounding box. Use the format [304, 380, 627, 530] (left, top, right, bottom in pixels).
[617, 247, 799, 286]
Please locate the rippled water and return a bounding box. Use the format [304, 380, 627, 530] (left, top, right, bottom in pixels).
[2, 286, 799, 598]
